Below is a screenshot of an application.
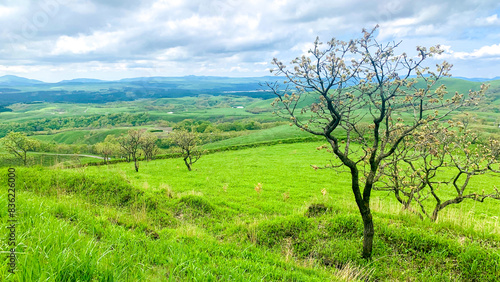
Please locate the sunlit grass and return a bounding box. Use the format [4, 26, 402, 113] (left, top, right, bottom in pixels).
[1, 141, 499, 281]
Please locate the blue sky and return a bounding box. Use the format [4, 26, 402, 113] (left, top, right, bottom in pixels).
[0, 0, 499, 82]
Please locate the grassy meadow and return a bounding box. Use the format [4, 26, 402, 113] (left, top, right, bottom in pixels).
[0, 78, 500, 281]
[1, 141, 499, 281]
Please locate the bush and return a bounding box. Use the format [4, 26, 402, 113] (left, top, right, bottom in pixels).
[305, 203, 339, 217]
[324, 214, 363, 237]
[176, 195, 216, 217]
[254, 216, 312, 247]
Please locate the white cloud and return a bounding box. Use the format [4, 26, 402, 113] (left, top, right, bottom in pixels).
[156, 47, 189, 61]
[64, 0, 97, 14]
[438, 43, 500, 60]
[0, 5, 18, 17]
[475, 14, 500, 25]
[0, 65, 37, 73]
[52, 31, 125, 55]
[1, 0, 500, 80]
[290, 42, 315, 56]
[486, 14, 500, 24]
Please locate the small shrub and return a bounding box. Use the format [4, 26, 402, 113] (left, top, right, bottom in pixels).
[176, 195, 215, 217]
[254, 216, 312, 247]
[254, 183, 262, 195]
[324, 214, 363, 237]
[305, 203, 338, 217]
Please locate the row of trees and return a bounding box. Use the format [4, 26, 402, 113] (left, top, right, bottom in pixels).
[268, 26, 499, 259]
[173, 119, 275, 133]
[0, 112, 152, 138]
[93, 130, 159, 172]
[94, 129, 203, 172]
[0, 115, 276, 141]
[1, 128, 204, 172]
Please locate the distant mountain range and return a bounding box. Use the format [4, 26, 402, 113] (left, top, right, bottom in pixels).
[454, 76, 500, 82]
[0, 75, 498, 106]
[58, 78, 107, 84]
[0, 75, 45, 86]
[0, 75, 283, 105]
[0, 75, 280, 86]
[1, 74, 500, 86]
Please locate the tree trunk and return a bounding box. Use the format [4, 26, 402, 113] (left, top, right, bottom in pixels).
[184, 157, 192, 171]
[349, 163, 375, 259]
[331, 139, 376, 259]
[361, 208, 374, 259]
[134, 159, 139, 172]
[431, 197, 463, 222]
[431, 208, 439, 222]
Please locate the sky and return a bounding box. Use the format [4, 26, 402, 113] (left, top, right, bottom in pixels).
[0, 0, 499, 82]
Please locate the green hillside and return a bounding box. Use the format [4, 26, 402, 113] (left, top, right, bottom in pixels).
[202, 125, 324, 149]
[1, 142, 498, 281]
[32, 128, 136, 145]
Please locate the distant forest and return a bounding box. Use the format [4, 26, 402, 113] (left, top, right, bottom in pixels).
[0, 76, 279, 106]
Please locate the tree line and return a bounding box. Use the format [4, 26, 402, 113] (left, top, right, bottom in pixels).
[1, 128, 204, 172]
[0, 112, 152, 138]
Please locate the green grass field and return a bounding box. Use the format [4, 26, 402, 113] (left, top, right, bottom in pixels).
[31, 128, 141, 145]
[0, 79, 499, 281]
[201, 125, 324, 150]
[1, 141, 499, 281]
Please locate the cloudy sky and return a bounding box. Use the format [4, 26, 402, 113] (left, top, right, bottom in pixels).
[1, 0, 499, 82]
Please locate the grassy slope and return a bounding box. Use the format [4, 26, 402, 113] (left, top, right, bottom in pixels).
[202, 125, 324, 149]
[1, 142, 499, 281]
[28, 123, 311, 149]
[31, 128, 136, 145]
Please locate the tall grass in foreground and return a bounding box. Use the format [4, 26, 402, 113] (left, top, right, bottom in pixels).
[0, 141, 498, 281]
[1, 190, 339, 281]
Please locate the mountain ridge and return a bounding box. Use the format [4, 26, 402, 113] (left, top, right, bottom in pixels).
[2, 74, 500, 86]
[0, 75, 498, 106]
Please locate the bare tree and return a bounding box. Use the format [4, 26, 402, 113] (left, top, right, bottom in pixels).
[142, 132, 159, 161]
[1, 131, 40, 166]
[377, 117, 500, 221]
[169, 129, 203, 171]
[118, 129, 144, 172]
[267, 26, 485, 258]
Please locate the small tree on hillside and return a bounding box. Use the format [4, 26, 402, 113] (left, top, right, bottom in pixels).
[169, 129, 203, 171]
[377, 117, 500, 221]
[95, 135, 119, 164]
[118, 129, 144, 172]
[1, 131, 40, 166]
[267, 26, 485, 258]
[142, 132, 159, 161]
